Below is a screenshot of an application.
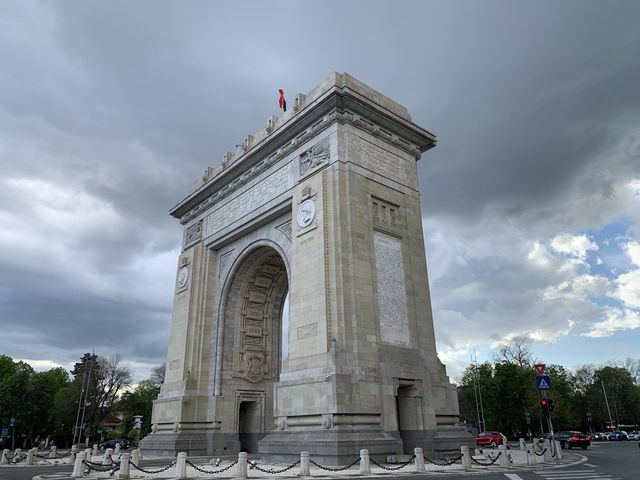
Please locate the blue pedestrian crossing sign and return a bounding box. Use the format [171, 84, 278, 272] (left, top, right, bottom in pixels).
[536, 375, 552, 390]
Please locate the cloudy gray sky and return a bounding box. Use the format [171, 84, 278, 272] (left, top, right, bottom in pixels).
[1, 0, 639, 382]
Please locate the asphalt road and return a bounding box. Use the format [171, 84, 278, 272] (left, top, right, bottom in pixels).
[0, 441, 637, 480]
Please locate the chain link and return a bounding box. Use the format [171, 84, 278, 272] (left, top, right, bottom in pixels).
[130, 459, 176, 474]
[424, 453, 463, 466]
[533, 447, 547, 457]
[249, 459, 301, 474]
[186, 459, 238, 474]
[82, 459, 115, 472]
[370, 454, 415, 470]
[470, 450, 502, 466]
[309, 456, 360, 471]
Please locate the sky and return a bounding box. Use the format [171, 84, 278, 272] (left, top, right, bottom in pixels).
[1, 0, 639, 383]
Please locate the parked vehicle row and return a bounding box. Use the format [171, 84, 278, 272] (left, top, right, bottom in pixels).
[591, 430, 638, 441]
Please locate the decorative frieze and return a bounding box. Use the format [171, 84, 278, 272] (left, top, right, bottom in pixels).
[372, 197, 400, 230]
[350, 134, 408, 184]
[202, 163, 293, 238]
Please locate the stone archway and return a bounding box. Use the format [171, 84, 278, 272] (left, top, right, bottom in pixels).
[222, 246, 288, 453]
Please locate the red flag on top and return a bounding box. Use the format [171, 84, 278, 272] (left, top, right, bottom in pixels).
[278, 88, 287, 112]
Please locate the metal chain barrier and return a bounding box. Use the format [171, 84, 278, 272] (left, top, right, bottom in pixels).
[370, 455, 415, 470]
[470, 450, 502, 466]
[12, 453, 27, 463]
[49, 450, 73, 458]
[424, 453, 463, 466]
[186, 459, 238, 474]
[249, 459, 301, 474]
[82, 459, 115, 473]
[309, 456, 360, 471]
[130, 460, 176, 474]
[533, 447, 547, 457]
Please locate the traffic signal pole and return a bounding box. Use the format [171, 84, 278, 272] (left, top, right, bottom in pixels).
[541, 391, 558, 462]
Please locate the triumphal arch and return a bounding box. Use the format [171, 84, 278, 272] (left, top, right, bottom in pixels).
[140, 73, 468, 463]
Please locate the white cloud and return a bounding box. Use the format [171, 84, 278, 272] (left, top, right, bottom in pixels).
[614, 269, 640, 309]
[624, 241, 640, 267]
[550, 233, 598, 264]
[582, 309, 640, 338]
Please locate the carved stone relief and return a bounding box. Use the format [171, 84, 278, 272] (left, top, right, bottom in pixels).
[299, 137, 330, 178]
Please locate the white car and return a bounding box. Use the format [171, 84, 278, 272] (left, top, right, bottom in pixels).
[628, 431, 640, 441]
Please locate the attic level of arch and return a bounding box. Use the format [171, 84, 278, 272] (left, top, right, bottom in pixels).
[170, 94, 436, 226]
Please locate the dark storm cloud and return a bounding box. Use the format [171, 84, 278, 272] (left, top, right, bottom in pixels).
[1, 0, 639, 380]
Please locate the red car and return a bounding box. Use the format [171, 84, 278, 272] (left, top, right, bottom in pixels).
[476, 431, 504, 447]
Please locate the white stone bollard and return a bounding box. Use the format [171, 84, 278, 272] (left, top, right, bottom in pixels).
[1, 449, 9, 465]
[114, 443, 121, 456]
[71, 451, 86, 477]
[92, 444, 98, 456]
[119, 452, 131, 479]
[519, 438, 526, 451]
[543, 440, 553, 462]
[300, 451, 310, 476]
[69, 448, 76, 464]
[414, 447, 426, 472]
[176, 452, 187, 479]
[103, 447, 114, 465]
[131, 448, 141, 465]
[26, 447, 35, 465]
[237, 452, 248, 479]
[84, 448, 92, 462]
[359, 449, 371, 474]
[460, 445, 471, 470]
[13, 448, 21, 463]
[498, 445, 508, 466]
[554, 440, 562, 460]
[50, 445, 57, 457]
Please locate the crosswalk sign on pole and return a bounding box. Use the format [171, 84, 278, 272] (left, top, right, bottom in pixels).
[536, 375, 552, 390]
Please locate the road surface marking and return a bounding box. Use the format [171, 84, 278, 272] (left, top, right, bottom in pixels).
[505, 474, 524, 480]
[583, 463, 598, 467]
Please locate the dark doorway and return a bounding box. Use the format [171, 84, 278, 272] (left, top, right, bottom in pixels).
[238, 400, 262, 453]
[395, 380, 422, 454]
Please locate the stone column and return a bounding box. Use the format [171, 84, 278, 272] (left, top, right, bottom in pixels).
[498, 445, 508, 466]
[71, 451, 86, 477]
[414, 447, 426, 472]
[300, 451, 310, 476]
[460, 446, 471, 470]
[237, 452, 248, 479]
[1, 449, 9, 465]
[119, 452, 131, 479]
[176, 452, 187, 479]
[359, 449, 370, 474]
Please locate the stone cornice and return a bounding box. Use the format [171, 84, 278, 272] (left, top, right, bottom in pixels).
[170, 73, 436, 223]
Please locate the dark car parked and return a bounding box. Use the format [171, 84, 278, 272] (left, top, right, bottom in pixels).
[555, 431, 590, 449]
[99, 439, 129, 451]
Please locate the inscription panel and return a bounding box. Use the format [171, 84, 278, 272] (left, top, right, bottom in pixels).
[373, 232, 409, 346]
[203, 163, 293, 238]
[350, 134, 407, 184]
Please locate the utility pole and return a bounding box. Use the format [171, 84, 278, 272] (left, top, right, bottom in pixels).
[472, 350, 486, 432]
[72, 352, 94, 448]
[601, 380, 614, 431]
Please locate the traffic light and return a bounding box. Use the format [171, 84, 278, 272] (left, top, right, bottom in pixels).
[548, 398, 554, 413]
[540, 398, 549, 417]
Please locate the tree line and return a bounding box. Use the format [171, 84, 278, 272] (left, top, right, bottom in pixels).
[457, 338, 640, 436]
[0, 353, 163, 449]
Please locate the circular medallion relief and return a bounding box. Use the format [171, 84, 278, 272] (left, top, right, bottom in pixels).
[296, 199, 316, 228]
[177, 266, 190, 288]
